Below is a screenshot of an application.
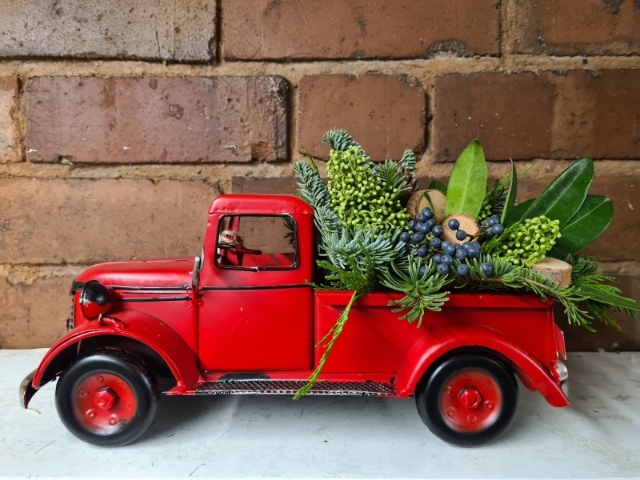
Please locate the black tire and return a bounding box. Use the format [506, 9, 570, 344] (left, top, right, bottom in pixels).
[55, 351, 158, 447]
[415, 352, 518, 447]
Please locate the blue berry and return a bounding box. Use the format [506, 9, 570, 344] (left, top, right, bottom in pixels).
[403, 245, 412, 254]
[437, 264, 450, 275]
[490, 223, 504, 236]
[425, 219, 436, 230]
[419, 265, 426, 277]
[416, 246, 428, 257]
[412, 232, 425, 244]
[448, 218, 460, 230]
[469, 241, 481, 250]
[457, 264, 470, 276]
[408, 220, 417, 232]
[422, 207, 434, 219]
[433, 254, 442, 264]
[455, 249, 468, 260]
[455, 230, 467, 241]
[430, 237, 442, 249]
[417, 213, 428, 223]
[432, 225, 444, 237]
[443, 244, 456, 256]
[454, 243, 462, 250]
[467, 248, 479, 259]
[462, 242, 472, 251]
[441, 254, 454, 266]
[441, 240, 452, 249]
[480, 263, 494, 276]
[486, 217, 499, 227]
[400, 232, 411, 243]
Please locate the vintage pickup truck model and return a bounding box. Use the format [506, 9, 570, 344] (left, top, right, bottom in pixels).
[20, 194, 569, 447]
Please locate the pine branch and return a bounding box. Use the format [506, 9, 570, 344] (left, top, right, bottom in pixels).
[323, 128, 370, 161]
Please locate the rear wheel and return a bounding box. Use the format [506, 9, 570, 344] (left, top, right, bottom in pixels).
[415, 353, 518, 447]
[55, 351, 158, 446]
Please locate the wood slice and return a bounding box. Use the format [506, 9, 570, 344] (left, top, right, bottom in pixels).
[407, 189, 447, 222]
[441, 214, 480, 245]
[530, 257, 572, 287]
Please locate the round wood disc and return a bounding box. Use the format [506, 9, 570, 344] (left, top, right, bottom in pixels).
[407, 189, 447, 222]
[441, 214, 480, 245]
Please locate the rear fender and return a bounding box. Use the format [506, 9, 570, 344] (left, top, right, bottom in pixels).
[25, 311, 200, 408]
[394, 323, 569, 407]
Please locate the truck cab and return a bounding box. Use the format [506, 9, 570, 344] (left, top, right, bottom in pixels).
[20, 194, 569, 447]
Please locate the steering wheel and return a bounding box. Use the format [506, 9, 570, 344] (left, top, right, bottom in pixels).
[218, 244, 263, 266]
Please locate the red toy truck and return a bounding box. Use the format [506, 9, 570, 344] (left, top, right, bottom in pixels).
[20, 194, 569, 447]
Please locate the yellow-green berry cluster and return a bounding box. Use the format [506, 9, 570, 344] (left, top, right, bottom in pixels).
[494, 216, 561, 267]
[327, 146, 410, 233]
[476, 200, 493, 224]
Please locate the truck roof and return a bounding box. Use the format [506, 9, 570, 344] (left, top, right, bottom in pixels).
[208, 194, 314, 216]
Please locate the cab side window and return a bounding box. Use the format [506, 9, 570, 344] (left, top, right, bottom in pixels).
[215, 215, 298, 270]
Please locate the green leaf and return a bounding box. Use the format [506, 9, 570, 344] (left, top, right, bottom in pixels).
[521, 158, 594, 227]
[501, 160, 518, 226]
[428, 180, 447, 195]
[444, 140, 488, 218]
[504, 198, 535, 227]
[554, 195, 613, 255]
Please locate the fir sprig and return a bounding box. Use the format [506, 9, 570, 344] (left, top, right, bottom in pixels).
[381, 256, 451, 327]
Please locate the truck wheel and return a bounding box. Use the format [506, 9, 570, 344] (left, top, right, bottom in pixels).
[415, 353, 518, 447]
[55, 352, 158, 447]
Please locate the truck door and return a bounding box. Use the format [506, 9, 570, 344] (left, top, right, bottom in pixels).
[198, 213, 314, 372]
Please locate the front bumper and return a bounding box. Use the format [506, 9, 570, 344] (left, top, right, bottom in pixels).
[19, 370, 37, 409]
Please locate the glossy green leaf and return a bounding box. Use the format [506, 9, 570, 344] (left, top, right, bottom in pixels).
[504, 198, 535, 227]
[501, 160, 518, 226]
[444, 140, 487, 218]
[521, 157, 594, 227]
[554, 195, 613, 254]
[428, 180, 447, 195]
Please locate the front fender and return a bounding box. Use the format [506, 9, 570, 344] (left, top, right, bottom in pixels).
[22, 311, 200, 408]
[394, 323, 569, 407]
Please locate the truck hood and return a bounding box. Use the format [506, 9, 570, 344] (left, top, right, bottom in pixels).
[75, 257, 195, 289]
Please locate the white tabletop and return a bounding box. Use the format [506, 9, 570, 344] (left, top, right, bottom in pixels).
[1, 349, 639, 479]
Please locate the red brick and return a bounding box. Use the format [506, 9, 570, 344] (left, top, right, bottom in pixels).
[550, 70, 640, 159]
[298, 75, 426, 161]
[517, 176, 640, 262]
[555, 276, 640, 351]
[433, 73, 555, 161]
[0, 77, 20, 163]
[0, 0, 216, 61]
[433, 70, 640, 161]
[513, 0, 640, 56]
[0, 178, 220, 264]
[0, 274, 73, 349]
[223, 0, 500, 60]
[25, 76, 288, 164]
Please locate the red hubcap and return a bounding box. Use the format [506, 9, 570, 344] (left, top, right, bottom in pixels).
[439, 370, 502, 432]
[73, 373, 136, 433]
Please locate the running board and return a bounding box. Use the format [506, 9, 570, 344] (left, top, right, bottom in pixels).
[189, 380, 396, 396]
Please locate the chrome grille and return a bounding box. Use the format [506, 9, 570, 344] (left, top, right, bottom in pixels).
[193, 380, 395, 396]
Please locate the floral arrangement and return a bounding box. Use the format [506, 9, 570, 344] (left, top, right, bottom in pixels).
[293, 129, 639, 397]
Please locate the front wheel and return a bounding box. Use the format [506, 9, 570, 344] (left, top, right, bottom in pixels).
[55, 351, 158, 446]
[415, 353, 518, 447]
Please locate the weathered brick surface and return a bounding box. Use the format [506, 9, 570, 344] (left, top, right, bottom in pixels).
[550, 70, 640, 159]
[0, 274, 73, 349]
[517, 176, 639, 262]
[433, 70, 640, 161]
[555, 276, 640, 352]
[0, 77, 20, 163]
[0, 178, 220, 264]
[513, 0, 640, 56]
[0, 0, 216, 61]
[25, 76, 288, 164]
[223, 0, 500, 60]
[298, 75, 426, 161]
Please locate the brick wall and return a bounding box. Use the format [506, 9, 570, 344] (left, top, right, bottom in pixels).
[0, 0, 639, 350]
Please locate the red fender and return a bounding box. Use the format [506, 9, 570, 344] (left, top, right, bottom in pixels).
[30, 311, 201, 395]
[394, 323, 569, 407]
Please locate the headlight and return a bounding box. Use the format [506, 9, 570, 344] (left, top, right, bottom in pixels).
[79, 280, 112, 320]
